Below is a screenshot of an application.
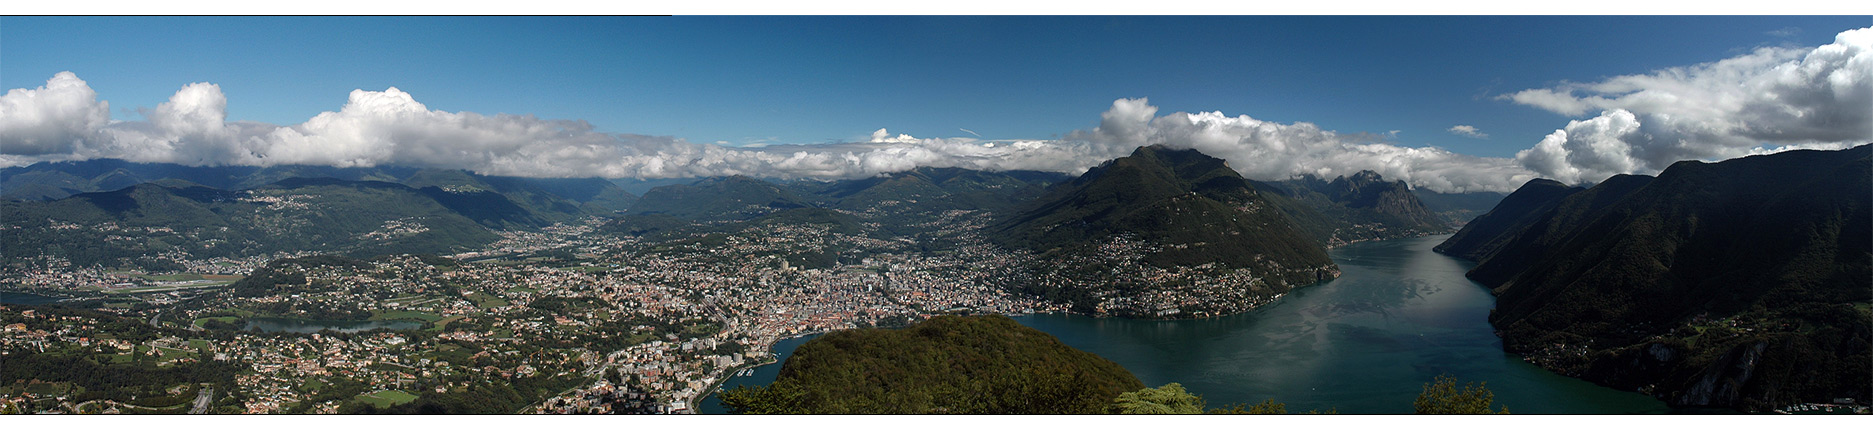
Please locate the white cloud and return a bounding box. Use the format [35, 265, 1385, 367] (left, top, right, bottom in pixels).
[0, 73, 1541, 193]
[1506, 27, 1873, 183]
[21, 23, 1867, 198]
[1059, 98, 1539, 193]
[1447, 125, 1488, 139]
[0, 71, 109, 157]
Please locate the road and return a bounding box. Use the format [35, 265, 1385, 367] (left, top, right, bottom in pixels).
[188, 387, 213, 414]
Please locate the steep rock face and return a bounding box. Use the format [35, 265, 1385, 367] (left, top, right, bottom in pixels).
[993, 145, 1336, 318]
[1433, 178, 1580, 261]
[1253, 170, 1450, 247]
[1462, 174, 1654, 288]
[1442, 145, 1872, 411]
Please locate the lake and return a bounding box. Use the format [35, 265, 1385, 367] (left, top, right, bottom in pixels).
[699, 234, 1670, 414]
[696, 334, 822, 414]
[242, 317, 422, 333]
[0, 291, 67, 305]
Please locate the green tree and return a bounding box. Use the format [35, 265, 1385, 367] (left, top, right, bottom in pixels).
[1414, 374, 1508, 414]
[719, 382, 810, 414]
[1209, 398, 1287, 414]
[1112, 383, 1206, 414]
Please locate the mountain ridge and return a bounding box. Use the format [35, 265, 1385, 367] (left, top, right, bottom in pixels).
[1436, 144, 1872, 411]
[991, 145, 1337, 317]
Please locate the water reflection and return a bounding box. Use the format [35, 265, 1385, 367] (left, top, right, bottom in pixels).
[1012, 235, 1671, 414]
[696, 235, 1674, 414]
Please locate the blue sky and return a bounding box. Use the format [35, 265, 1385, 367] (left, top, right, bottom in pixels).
[4, 16, 1860, 156]
[3, 16, 1869, 191]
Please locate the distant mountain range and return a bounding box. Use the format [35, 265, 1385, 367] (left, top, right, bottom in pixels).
[0, 160, 645, 269]
[1437, 144, 1871, 411]
[1251, 171, 1452, 247]
[7, 150, 1464, 318]
[1, 178, 501, 270]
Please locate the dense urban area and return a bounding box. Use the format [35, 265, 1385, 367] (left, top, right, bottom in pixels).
[2, 211, 1080, 414]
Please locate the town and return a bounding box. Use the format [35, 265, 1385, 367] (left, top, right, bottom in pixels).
[2, 210, 1087, 414]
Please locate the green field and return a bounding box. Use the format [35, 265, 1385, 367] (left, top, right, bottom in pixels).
[466, 292, 509, 309]
[354, 389, 418, 408]
[429, 315, 466, 331]
[192, 316, 239, 328]
[370, 310, 445, 323]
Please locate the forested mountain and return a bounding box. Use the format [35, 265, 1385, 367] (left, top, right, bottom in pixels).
[1, 178, 502, 270]
[1436, 145, 1872, 411]
[991, 145, 1336, 317]
[1433, 178, 1583, 264]
[0, 159, 637, 216]
[794, 167, 1067, 215]
[1249, 170, 1451, 247]
[626, 176, 810, 222]
[0, 159, 415, 200]
[782, 167, 1068, 236]
[719, 315, 1143, 414]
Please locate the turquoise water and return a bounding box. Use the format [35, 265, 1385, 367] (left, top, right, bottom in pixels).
[699, 235, 1671, 414]
[697, 334, 822, 414]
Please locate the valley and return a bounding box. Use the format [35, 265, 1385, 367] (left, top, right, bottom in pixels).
[3, 145, 1866, 415]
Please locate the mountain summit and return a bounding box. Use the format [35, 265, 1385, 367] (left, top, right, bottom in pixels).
[1251, 170, 1450, 247]
[993, 145, 1337, 317]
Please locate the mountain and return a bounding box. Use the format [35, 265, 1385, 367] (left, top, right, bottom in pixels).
[1249, 170, 1451, 247]
[1413, 188, 1510, 226]
[1, 178, 501, 270]
[1436, 145, 1872, 411]
[0, 159, 637, 220]
[0, 159, 417, 200]
[1432, 178, 1583, 263]
[1449, 174, 1655, 287]
[799, 167, 1067, 214]
[626, 175, 810, 222]
[718, 315, 1144, 414]
[992, 145, 1337, 317]
[404, 169, 597, 228]
[788, 167, 1069, 233]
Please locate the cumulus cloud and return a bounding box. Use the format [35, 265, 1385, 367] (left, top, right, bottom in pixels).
[0, 74, 1128, 182]
[1506, 27, 1873, 183]
[0, 72, 1546, 193]
[868, 128, 920, 144]
[0, 71, 109, 157]
[1059, 98, 1538, 193]
[1447, 125, 1488, 139]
